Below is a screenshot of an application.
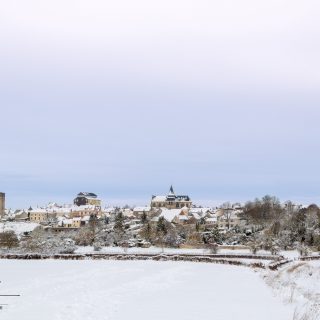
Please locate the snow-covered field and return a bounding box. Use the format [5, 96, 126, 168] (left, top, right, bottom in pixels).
[0, 260, 293, 320]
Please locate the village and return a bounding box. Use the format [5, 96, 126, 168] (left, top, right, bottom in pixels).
[1, 188, 244, 230]
[0, 187, 318, 255]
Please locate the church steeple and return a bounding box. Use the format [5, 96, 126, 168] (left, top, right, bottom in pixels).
[166, 185, 176, 201]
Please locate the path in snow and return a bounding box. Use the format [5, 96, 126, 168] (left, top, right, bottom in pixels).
[0, 260, 293, 320]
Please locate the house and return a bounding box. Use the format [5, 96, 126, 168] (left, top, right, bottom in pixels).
[69, 204, 101, 218]
[133, 206, 152, 217]
[171, 206, 191, 224]
[122, 208, 135, 219]
[104, 207, 117, 215]
[217, 211, 246, 230]
[152, 207, 192, 225]
[73, 192, 102, 207]
[14, 210, 29, 221]
[151, 186, 192, 209]
[189, 208, 214, 219]
[28, 208, 56, 223]
[204, 216, 218, 227]
[28, 205, 63, 224]
[55, 216, 87, 229]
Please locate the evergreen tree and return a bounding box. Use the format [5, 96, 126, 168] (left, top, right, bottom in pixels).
[141, 212, 148, 224]
[157, 217, 167, 235]
[114, 212, 124, 232]
[210, 225, 222, 244]
[140, 222, 153, 242]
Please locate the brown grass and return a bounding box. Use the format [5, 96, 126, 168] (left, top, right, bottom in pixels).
[287, 262, 306, 274]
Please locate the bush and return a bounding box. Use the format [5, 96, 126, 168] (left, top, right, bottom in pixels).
[296, 244, 311, 257]
[0, 230, 19, 249]
[207, 243, 219, 254]
[59, 239, 76, 254]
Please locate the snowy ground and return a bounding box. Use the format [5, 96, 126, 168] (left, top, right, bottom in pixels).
[75, 245, 273, 256]
[0, 222, 39, 238]
[264, 260, 320, 320]
[0, 260, 293, 320]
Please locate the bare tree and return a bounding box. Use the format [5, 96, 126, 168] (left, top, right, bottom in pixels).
[221, 202, 233, 230]
[0, 231, 19, 250]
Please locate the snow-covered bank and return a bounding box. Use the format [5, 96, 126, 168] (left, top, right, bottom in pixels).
[0, 222, 39, 238]
[264, 261, 320, 320]
[75, 245, 273, 256]
[0, 260, 293, 320]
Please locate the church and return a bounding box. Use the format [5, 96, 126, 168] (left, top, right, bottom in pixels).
[151, 186, 192, 209]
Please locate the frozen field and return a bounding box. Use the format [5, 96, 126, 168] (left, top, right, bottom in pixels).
[0, 260, 293, 320]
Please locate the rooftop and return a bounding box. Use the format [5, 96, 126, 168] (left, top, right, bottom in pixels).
[77, 192, 98, 198]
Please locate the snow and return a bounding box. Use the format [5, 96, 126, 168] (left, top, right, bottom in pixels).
[0, 222, 39, 238]
[75, 246, 274, 257]
[152, 195, 167, 202]
[264, 260, 320, 319]
[0, 260, 293, 320]
[133, 206, 151, 212]
[159, 208, 181, 222]
[279, 250, 301, 260]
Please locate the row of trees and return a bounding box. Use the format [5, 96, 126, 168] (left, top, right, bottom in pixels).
[242, 196, 320, 251]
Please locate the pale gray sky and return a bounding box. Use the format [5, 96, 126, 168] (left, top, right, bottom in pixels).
[1, 0, 320, 208]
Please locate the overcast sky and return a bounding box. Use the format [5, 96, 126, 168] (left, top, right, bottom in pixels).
[1, 0, 320, 208]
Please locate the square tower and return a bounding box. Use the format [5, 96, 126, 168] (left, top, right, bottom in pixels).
[0, 192, 5, 217]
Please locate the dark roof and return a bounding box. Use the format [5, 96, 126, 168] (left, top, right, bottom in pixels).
[166, 195, 190, 201]
[77, 192, 97, 198]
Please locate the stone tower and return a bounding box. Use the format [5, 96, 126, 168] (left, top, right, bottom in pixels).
[0, 192, 5, 217]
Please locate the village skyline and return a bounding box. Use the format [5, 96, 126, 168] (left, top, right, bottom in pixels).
[2, 186, 320, 211]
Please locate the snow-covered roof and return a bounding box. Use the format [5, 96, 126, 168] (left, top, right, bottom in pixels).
[151, 196, 167, 202]
[219, 212, 240, 220]
[133, 206, 151, 212]
[206, 217, 217, 222]
[29, 208, 47, 213]
[190, 212, 202, 220]
[177, 215, 189, 221]
[159, 209, 181, 222]
[70, 204, 97, 211]
[58, 219, 73, 226]
[190, 207, 213, 214]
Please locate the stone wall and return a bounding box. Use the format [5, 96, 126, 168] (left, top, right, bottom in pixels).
[0, 252, 281, 270]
